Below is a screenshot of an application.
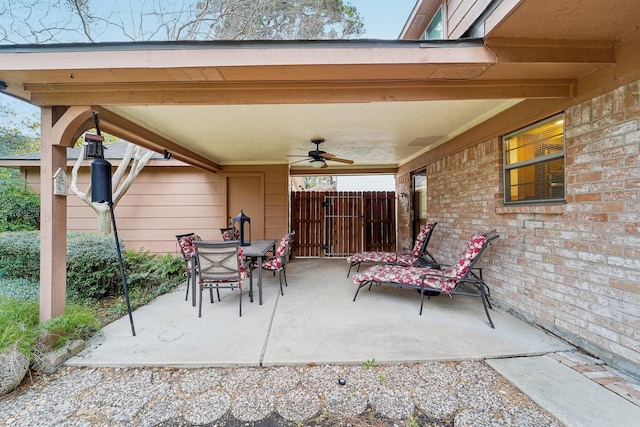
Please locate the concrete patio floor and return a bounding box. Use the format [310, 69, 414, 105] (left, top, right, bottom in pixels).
[67, 258, 640, 427]
[67, 258, 571, 368]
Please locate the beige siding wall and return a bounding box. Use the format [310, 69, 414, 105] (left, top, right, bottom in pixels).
[396, 80, 640, 377]
[24, 163, 290, 255]
[446, 0, 492, 38]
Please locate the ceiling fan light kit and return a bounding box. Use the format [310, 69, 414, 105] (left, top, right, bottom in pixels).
[310, 159, 326, 168]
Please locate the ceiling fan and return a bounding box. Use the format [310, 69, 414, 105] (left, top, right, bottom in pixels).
[288, 138, 355, 168]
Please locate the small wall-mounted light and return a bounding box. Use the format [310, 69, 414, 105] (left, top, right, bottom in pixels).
[399, 192, 409, 212]
[163, 149, 172, 160]
[0, 81, 8, 90]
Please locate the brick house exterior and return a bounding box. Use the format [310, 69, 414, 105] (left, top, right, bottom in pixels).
[396, 80, 640, 376]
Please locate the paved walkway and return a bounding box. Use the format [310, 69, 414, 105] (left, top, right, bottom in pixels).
[2, 258, 639, 426]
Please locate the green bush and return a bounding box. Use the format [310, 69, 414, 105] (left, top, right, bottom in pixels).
[123, 248, 183, 292]
[0, 175, 40, 232]
[0, 231, 40, 281]
[0, 231, 122, 300]
[66, 232, 122, 300]
[0, 278, 39, 301]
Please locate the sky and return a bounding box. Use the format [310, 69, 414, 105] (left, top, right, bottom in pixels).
[0, 0, 419, 129]
[348, 0, 416, 39]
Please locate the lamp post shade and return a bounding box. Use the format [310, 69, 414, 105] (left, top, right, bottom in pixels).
[232, 210, 251, 246]
[91, 158, 112, 203]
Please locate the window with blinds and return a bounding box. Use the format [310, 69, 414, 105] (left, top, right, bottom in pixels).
[503, 114, 565, 204]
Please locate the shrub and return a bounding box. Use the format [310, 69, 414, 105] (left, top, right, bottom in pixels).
[0, 278, 39, 301]
[0, 231, 40, 282]
[0, 175, 40, 232]
[0, 231, 122, 300]
[124, 248, 183, 291]
[66, 232, 122, 300]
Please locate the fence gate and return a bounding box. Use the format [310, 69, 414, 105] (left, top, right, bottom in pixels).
[291, 191, 396, 257]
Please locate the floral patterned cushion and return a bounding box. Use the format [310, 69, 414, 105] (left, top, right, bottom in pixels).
[262, 233, 292, 271]
[445, 232, 487, 279]
[352, 232, 488, 293]
[411, 224, 433, 256]
[346, 223, 434, 265]
[263, 257, 284, 270]
[237, 247, 250, 281]
[275, 234, 292, 256]
[178, 234, 202, 260]
[347, 252, 416, 265]
[221, 227, 240, 241]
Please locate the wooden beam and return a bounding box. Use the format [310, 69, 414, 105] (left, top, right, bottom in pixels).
[28, 79, 576, 106]
[91, 107, 221, 173]
[485, 37, 616, 64]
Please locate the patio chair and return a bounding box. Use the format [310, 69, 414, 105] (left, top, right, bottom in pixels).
[175, 232, 203, 301]
[261, 231, 295, 295]
[193, 240, 251, 317]
[352, 231, 499, 328]
[220, 226, 240, 241]
[346, 222, 438, 277]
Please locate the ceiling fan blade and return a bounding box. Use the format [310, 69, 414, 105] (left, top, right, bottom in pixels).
[289, 157, 312, 165]
[286, 154, 312, 158]
[321, 161, 328, 168]
[326, 157, 354, 165]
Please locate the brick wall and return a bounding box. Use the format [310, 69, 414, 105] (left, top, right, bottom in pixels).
[400, 80, 640, 377]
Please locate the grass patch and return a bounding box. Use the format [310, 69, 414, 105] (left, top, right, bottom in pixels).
[0, 245, 185, 361]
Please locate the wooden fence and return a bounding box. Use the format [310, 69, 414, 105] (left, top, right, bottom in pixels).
[291, 191, 396, 257]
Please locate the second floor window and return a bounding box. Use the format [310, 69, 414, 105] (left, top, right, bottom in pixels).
[422, 6, 444, 40]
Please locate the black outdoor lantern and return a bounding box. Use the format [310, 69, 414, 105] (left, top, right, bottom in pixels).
[232, 210, 251, 246]
[91, 157, 112, 203]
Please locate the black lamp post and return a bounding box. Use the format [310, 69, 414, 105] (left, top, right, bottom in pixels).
[232, 210, 251, 246]
[85, 114, 136, 336]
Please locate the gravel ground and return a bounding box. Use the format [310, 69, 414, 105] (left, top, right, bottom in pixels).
[0, 360, 561, 427]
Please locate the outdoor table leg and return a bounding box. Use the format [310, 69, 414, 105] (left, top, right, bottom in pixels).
[258, 255, 263, 305]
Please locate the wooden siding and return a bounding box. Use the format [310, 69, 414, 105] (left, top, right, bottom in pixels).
[447, 0, 493, 39]
[23, 162, 290, 255]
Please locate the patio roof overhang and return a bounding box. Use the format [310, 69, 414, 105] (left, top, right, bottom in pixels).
[0, 36, 616, 173]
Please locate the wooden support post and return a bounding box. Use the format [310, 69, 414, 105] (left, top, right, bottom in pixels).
[39, 106, 94, 322]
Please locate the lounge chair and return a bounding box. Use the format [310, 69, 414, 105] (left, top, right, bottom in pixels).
[352, 231, 499, 328]
[346, 222, 438, 277]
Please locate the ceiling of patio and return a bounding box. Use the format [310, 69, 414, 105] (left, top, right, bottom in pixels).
[1, 0, 638, 173]
[105, 98, 522, 169]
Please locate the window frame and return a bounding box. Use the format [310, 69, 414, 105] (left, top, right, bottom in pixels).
[503, 114, 566, 205]
[422, 5, 445, 40]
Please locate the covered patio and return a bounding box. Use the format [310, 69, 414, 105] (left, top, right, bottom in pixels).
[1, 0, 639, 379]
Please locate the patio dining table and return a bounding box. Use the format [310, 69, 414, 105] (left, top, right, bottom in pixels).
[241, 239, 277, 305]
[190, 239, 277, 307]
